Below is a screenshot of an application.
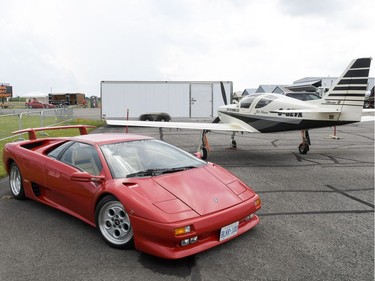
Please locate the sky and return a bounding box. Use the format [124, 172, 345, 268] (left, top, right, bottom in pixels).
[1, 0, 374, 97]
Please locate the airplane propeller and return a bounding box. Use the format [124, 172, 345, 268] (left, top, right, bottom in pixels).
[220, 81, 228, 106]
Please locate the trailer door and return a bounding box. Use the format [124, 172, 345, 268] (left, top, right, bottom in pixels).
[190, 83, 213, 118]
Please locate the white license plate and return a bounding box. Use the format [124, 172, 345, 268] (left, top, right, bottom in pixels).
[219, 221, 239, 241]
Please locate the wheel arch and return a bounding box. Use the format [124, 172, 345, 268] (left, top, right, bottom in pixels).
[94, 192, 118, 214]
[93, 191, 164, 225]
[4, 158, 15, 174]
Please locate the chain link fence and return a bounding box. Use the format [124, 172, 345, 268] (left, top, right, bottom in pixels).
[0, 108, 73, 141]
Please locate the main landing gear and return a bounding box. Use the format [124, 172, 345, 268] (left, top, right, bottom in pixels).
[196, 130, 311, 158]
[299, 130, 310, 154]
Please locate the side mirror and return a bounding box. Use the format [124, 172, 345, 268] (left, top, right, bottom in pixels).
[71, 171, 105, 182]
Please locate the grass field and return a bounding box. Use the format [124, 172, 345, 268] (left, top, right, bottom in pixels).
[0, 119, 105, 178]
[0, 112, 72, 140]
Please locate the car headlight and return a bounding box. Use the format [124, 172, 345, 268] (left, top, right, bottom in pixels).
[180, 236, 198, 246]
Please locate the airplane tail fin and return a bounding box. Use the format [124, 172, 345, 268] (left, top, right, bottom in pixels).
[321, 57, 372, 122]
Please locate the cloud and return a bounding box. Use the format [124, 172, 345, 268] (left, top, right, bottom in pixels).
[0, 0, 374, 96]
[277, 0, 350, 17]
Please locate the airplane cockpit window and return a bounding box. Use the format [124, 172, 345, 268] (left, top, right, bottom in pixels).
[240, 94, 261, 109]
[255, 95, 278, 108]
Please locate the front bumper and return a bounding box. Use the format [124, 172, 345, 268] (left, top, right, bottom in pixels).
[130, 195, 261, 259]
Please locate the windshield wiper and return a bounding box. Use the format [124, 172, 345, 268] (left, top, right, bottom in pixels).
[159, 166, 197, 175]
[126, 169, 158, 178]
[126, 166, 196, 178]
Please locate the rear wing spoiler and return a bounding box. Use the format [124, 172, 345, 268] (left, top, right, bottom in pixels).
[12, 125, 96, 140]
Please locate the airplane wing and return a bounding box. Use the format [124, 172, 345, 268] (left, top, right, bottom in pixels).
[106, 119, 259, 133]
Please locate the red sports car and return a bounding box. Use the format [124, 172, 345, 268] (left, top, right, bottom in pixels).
[25, 100, 55, 109]
[3, 125, 261, 259]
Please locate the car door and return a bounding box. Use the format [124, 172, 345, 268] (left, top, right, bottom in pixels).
[44, 141, 103, 222]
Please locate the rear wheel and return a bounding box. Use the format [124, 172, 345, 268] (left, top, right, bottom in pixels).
[9, 163, 26, 200]
[95, 196, 134, 249]
[156, 114, 171, 122]
[156, 116, 167, 121]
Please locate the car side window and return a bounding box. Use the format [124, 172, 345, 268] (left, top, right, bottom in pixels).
[60, 142, 103, 175]
[47, 141, 74, 159]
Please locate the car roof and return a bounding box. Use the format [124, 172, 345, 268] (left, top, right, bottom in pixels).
[70, 133, 154, 145]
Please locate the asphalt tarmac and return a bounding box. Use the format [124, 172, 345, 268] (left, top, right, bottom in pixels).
[0, 114, 373, 281]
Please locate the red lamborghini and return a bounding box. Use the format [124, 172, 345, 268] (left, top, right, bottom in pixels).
[2, 125, 261, 259]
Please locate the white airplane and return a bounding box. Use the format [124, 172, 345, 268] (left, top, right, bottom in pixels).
[107, 57, 373, 159]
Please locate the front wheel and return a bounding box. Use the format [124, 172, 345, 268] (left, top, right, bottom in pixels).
[9, 163, 26, 200]
[95, 196, 134, 249]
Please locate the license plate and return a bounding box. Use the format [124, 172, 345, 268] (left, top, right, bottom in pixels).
[219, 221, 239, 241]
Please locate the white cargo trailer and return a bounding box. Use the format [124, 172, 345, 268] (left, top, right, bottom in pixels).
[100, 81, 233, 119]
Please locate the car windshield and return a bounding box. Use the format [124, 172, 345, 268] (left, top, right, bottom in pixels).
[100, 139, 206, 178]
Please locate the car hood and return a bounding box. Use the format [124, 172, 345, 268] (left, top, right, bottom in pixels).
[151, 164, 252, 216]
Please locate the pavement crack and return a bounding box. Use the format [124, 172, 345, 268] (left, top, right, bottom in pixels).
[257, 188, 373, 194]
[325, 184, 374, 209]
[321, 154, 340, 164]
[292, 152, 321, 164]
[271, 139, 279, 147]
[259, 210, 374, 216]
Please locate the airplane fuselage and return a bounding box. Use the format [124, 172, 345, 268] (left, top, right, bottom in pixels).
[218, 93, 352, 133]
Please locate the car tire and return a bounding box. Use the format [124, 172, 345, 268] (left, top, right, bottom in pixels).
[9, 162, 26, 200]
[156, 116, 166, 121]
[95, 195, 134, 249]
